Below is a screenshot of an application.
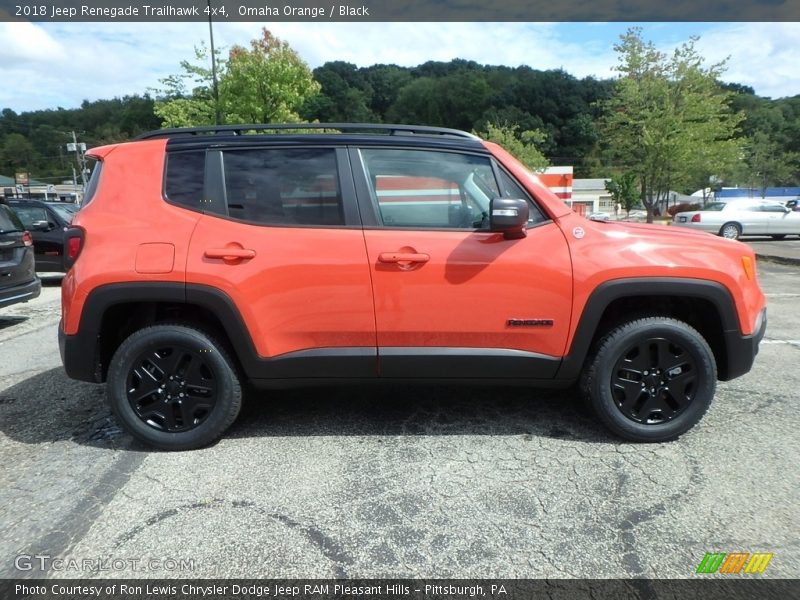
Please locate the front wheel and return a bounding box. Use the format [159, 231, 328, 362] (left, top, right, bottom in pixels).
[580, 318, 716, 442]
[719, 222, 742, 240]
[106, 324, 242, 450]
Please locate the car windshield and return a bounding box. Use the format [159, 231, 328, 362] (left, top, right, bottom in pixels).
[48, 203, 78, 223]
[704, 202, 727, 211]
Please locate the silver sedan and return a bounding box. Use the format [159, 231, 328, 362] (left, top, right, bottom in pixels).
[672, 199, 800, 240]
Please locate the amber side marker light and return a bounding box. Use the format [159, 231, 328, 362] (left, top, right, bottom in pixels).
[741, 256, 755, 280]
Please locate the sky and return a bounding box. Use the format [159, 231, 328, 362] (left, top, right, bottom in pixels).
[1, 21, 799, 113]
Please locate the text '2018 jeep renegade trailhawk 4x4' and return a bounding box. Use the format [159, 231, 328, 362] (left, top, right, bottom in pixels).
[59, 124, 767, 450]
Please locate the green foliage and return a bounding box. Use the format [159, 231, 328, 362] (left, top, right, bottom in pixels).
[605, 173, 639, 215]
[476, 123, 549, 172]
[598, 28, 745, 222]
[152, 43, 220, 127]
[220, 29, 320, 124]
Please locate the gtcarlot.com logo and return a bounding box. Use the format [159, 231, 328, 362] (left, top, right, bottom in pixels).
[14, 554, 195, 573]
[696, 552, 773, 574]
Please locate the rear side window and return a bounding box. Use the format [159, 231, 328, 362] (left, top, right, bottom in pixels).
[0, 205, 23, 232]
[80, 159, 103, 207]
[222, 148, 343, 226]
[165, 151, 205, 209]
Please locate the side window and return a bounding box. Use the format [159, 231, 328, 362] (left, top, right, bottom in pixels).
[359, 149, 497, 229]
[165, 151, 205, 209]
[10, 206, 47, 228]
[495, 169, 546, 224]
[761, 203, 787, 212]
[222, 148, 343, 226]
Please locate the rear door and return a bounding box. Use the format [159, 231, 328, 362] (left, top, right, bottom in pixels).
[762, 202, 800, 234]
[184, 146, 377, 379]
[351, 146, 573, 379]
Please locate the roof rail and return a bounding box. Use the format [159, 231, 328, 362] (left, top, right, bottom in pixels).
[134, 123, 480, 141]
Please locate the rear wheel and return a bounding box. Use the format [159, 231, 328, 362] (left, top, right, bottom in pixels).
[719, 222, 741, 240]
[580, 317, 716, 442]
[107, 324, 242, 450]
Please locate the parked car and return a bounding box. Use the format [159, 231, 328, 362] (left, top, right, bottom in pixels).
[672, 199, 800, 240]
[0, 203, 41, 309]
[587, 212, 611, 221]
[6, 199, 78, 271]
[59, 123, 766, 449]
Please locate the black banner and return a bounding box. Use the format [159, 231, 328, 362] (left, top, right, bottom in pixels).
[1, 0, 800, 22]
[2, 579, 798, 600]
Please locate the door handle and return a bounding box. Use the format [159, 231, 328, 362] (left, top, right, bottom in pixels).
[204, 248, 256, 260]
[378, 252, 430, 264]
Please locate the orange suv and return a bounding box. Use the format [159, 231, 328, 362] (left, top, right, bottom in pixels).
[59, 124, 767, 450]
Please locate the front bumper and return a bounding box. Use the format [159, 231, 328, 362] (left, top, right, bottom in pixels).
[721, 307, 767, 381]
[0, 277, 41, 309]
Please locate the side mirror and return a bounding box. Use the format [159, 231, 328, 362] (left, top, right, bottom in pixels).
[32, 220, 53, 231]
[490, 198, 529, 239]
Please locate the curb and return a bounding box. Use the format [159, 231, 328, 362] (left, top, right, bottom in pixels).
[756, 253, 800, 267]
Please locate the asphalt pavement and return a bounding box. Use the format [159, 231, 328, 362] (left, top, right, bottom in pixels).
[0, 265, 798, 580]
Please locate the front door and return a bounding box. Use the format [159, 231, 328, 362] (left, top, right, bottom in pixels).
[351, 147, 572, 379]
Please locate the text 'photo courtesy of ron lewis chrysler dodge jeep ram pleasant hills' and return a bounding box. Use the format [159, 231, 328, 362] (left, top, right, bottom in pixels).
[57, 123, 767, 450]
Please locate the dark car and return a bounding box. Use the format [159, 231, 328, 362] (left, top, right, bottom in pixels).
[0, 203, 41, 309]
[7, 199, 78, 272]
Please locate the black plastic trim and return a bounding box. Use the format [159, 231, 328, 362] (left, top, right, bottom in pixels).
[379, 347, 560, 379]
[555, 277, 750, 382]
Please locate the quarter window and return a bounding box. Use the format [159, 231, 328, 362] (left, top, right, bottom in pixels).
[165, 151, 205, 209]
[222, 148, 343, 226]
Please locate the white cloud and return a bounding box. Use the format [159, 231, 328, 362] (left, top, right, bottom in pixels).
[0, 22, 797, 113]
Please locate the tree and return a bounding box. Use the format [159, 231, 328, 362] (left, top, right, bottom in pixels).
[153, 43, 220, 127]
[605, 173, 639, 217]
[476, 123, 549, 172]
[220, 28, 320, 124]
[598, 29, 744, 222]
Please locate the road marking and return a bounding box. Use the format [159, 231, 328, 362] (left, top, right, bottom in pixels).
[762, 339, 800, 346]
[765, 293, 800, 297]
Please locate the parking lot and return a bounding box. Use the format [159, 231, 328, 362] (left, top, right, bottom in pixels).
[0, 261, 797, 580]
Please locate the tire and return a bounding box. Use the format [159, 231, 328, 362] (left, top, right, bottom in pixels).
[106, 324, 242, 450]
[719, 222, 741, 240]
[580, 317, 716, 442]
[771, 234, 786, 240]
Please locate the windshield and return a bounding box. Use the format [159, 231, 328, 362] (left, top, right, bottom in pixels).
[48, 203, 78, 223]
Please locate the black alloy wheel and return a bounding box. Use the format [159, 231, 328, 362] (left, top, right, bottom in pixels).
[126, 344, 218, 432]
[107, 324, 242, 450]
[610, 337, 696, 424]
[581, 317, 716, 442]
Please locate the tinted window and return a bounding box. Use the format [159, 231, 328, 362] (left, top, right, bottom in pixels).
[81, 159, 102, 207]
[9, 205, 47, 228]
[761, 203, 787, 212]
[165, 151, 205, 209]
[360, 149, 497, 229]
[0, 205, 23, 233]
[222, 148, 343, 226]
[48, 203, 77, 223]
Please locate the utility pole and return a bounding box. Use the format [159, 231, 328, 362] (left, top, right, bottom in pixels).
[67, 131, 87, 191]
[207, 0, 221, 125]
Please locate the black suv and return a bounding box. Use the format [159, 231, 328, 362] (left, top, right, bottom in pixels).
[0, 203, 40, 309]
[7, 199, 78, 272]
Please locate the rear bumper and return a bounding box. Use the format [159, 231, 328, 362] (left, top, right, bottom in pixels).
[0, 277, 41, 309]
[721, 307, 767, 381]
[59, 319, 101, 383]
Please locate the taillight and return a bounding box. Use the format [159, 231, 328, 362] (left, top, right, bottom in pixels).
[691, 214, 701, 223]
[22, 231, 33, 246]
[64, 227, 85, 269]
